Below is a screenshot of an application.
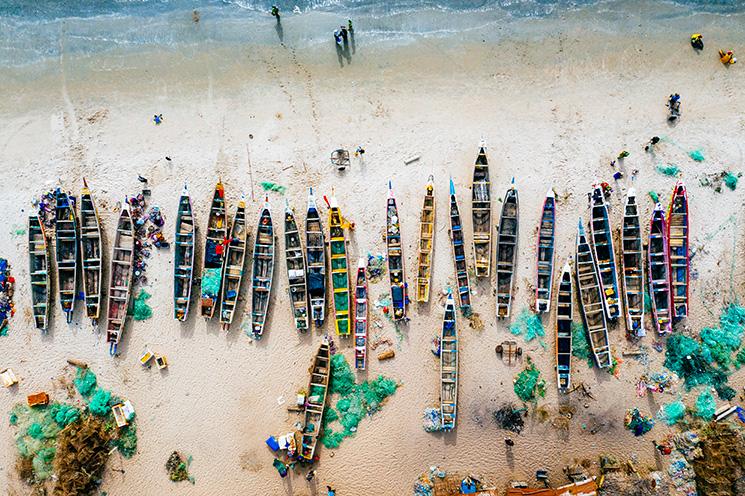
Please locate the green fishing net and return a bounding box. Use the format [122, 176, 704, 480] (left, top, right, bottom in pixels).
[648, 191, 660, 203]
[571, 322, 594, 368]
[656, 164, 680, 177]
[724, 172, 738, 190]
[260, 181, 287, 194]
[132, 290, 153, 321]
[513, 359, 546, 402]
[74, 367, 98, 397]
[509, 309, 545, 342]
[695, 390, 716, 420]
[688, 149, 705, 162]
[89, 389, 112, 417]
[201, 268, 222, 296]
[111, 424, 138, 458]
[661, 400, 686, 425]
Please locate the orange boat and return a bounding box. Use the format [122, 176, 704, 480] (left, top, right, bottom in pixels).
[507, 478, 598, 496]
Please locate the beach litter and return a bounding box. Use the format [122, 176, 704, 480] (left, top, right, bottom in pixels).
[668, 452, 697, 496]
[636, 372, 675, 397]
[656, 164, 680, 177]
[1, 368, 18, 387]
[688, 149, 705, 162]
[422, 407, 443, 432]
[166, 451, 195, 483]
[260, 181, 286, 194]
[695, 389, 716, 420]
[0, 258, 15, 336]
[493, 403, 525, 434]
[624, 408, 655, 436]
[659, 400, 687, 425]
[513, 359, 546, 403]
[509, 308, 545, 344]
[131, 289, 153, 321]
[700, 171, 740, 192]
[366, 253, 386, 281]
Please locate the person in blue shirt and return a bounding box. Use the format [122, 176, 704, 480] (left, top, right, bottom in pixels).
[327, 486, 336, 496]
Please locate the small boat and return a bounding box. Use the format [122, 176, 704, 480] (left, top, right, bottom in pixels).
[556, 262, 572, 393]
[79, 179, 102, 322]
[250, 197, 275, 338]
[200, 181, 228, 318]
[106, 201, 135, 355]
[386, 181, 407, 321]
[535, 188, 556, 313]
[589, 184, 620, 320]
[496, 180, 519, 319]
[299, 337, 331, 462]
[306, 188, 326, 327]
[472, 146, 492, 278]
[219, 196, 249, 330]
[440, 291, 458, 431]
[327, 194, 351, 336]
[621, 188, 645, 338]
[284, 201, 309, 332]
[416, 179, 435, 303]
[354, 257, 368, 370]
[667, 181, 689, 320]
[28, 215, 50, 331]
[448, 179, 472, 311]
[649, 203, 672, 335]
[173, 184, 195, 321]
[55, 189, 78, 323]
[575, 218, 611, 368]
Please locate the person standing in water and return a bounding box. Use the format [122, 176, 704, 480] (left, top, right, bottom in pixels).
[271, 5, 280, 21]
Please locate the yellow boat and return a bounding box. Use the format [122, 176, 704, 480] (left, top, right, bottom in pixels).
[327, 194, 351, 336]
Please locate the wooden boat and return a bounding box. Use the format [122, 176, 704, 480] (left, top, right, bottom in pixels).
[472, 146, 492, 278]
[327, 194, 351, 336]
[173, 184, 195, 321]
[55, 189, 78, 323]
[79, 179, 102, 322]
[106, 201, 135, 355]
[28, 215, 50, 331]
[416, 179, 435, 303]
[555, 262, 572, 393]
[386, 181, 407, 321]
[354, 257, 368, 370]
[219, 196, 248, 330]
[284, 201, 309, 332]
[306, 188, 326, 327]
[250, 198, 275, 338]
[299, 337, 331, 462]
[575, 218, 611, 368]
[621, 188, 645, 338]
[535, 188, 556, 313]
[667, 180, 689, 320]
[506, 478, 598, 496]
[649, 203, 672, 335]
[589, 183, 620, 320]
[448, 179, 471, 311]
[200, 181, 227, 318]
[440, 291, 458, 431]
[496, 180, 519, 319]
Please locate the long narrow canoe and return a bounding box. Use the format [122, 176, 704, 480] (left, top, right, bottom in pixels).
[219, 196, 248, 330]
[621, 188, 645, 338]
[440, 291, 458, 431]
[306, 188, 326, 327]
[589, 183, 620, 320]
[106, 200, 134, 356]
[173, 184, 195, 321]
[250, 198, 275, 339]
[472, 146, 492, 278]
[667, 181, 689, 320]
[535, 188, 556, 313]
[649, 203, 672, 335]
[448, 179, 471, 311]
[575, 218, 611, 368]
[496, 181, 519, 319]
[328, 195, 351, 336]
[28, 215, 50, 332]
[79, 179, 102, 322]
[354, 257, 368, 370]
[200, 181, 228, 318]
[386, 181, 407, 321]
[556, 262, 572, 393]
[284, 201, 309, 332]
[55, 189, 78, 323]
[299, 337, 331, 462]
[416, 179, 435, 303]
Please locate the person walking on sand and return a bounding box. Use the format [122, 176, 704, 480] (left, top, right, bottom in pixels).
[327, 486, 336, 496]
[340, 25, 349, 45]
[504, 437, 515, 447]
[645, 136, 660, 152]
[271, 5, 280, 21]
[305, 470, 316, 482]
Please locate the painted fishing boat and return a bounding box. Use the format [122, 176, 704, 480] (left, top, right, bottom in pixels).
[284, 201, 309, 332]
[106, 201, 134, 355]
[589, 183, 620, 320]
[448, 179, 471, 311]
[556, 262, 572, 393]
[440, 291, 458, 431]
[667, 181, 689, 320]
[219, 196, 248, 330]
[200, 181, 227, 318]
[621, 188, 645, 338]
[327, 194, 351, 336]
[386, 181, 407, 321]
[354, 257, 368, 370]
[299, 337, 331, 462]
[306, 188, 326, 327]
[416, 179, 435, 303]
[79, 179, 102, 322]
[496, 180, 519, 319]
[472, 146, 492, 278]
[575, 218, 611, 368]
[535, 188, 556, 313]
[28, 215, 50, 331]
[649, 203, 672, 335]
[173, 184, 195, 321]
[250, 197, 275, 338]
[55, 189, 78, 323]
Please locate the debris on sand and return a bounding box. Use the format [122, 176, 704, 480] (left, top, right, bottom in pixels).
[624, 408, 654, 436]
[656, 164, 680, 177]
[659, 400, 687, 426]
[166, 451, 195, 483]
[689, 422, 745, 495]
[509, 308, 545, 344]
[493, 403, 526, 434]
[422, 407, 443, 433]
[0, 258, 14, 336]
[513, 359, 546, 402]
[700, 171, 741, 192]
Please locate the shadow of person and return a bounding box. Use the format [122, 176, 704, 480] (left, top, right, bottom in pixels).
[343, 41, 351, 64]
[275, 19, 284, 43]
[335, 41, 344, 67]
[350, 29, 356, 54]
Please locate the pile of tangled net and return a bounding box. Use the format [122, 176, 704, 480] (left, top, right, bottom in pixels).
[513, 359, 546, 402]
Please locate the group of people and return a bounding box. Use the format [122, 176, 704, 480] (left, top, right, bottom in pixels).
[690, 32, 737, 65]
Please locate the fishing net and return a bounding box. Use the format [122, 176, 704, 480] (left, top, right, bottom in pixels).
[571, 322, 594, 367]
[690, 422, 745, 495]
[493, 403, 525, 434]
[260, 181, 286, 194]
[648, 191, 660, 203]
[688, 149, 705, 162]
[166, 451, 194, 483]
[508, 309, 545, 343]
[513, 359, 545, 402]
[724, 172, 739, 190]
[695, 390, 716, 420]
[132, 289, 153, 321]
[656, 164, 681, 177]
[624, 408, 655, 436]
[660, 400, 687, 425]
[201, 268, 222, 296]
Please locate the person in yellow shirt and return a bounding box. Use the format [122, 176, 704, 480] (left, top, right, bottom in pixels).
[691, 33, 703, 50]
[719, 49, 737, 65]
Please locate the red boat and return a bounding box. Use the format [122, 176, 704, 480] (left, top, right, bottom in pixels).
[649, 204, 672, 334]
